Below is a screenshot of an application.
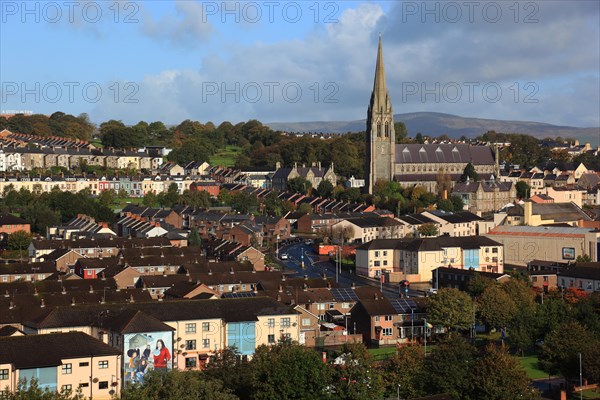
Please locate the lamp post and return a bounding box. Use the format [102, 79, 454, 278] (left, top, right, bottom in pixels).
[276, 235, 279, 259]
[423, 318, 427, 355]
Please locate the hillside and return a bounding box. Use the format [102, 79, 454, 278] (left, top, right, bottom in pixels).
[267, 112, 600, 145]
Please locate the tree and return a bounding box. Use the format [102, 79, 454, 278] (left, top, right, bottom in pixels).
[7, 230, 33, 251]
[120, 370, 237, 400]
[188, 227, 201, 247]
[478, 285, 517, 331]
[382, 346, 425, 399]
[6, 378, 84, 400]
[465, 272, 496, 298]
[287, 177, 312, 195]
[316, 180, 334, 198]
[330, 342, 384, 400]
[436, 198, 454, 212]
[460, 162, 478, 182]
[296, 203, 312, 214]
[576, 254, 593, 263]
[515, 181, 530, 199]
[142, 192, 158, 207]
[417, 223, 438, 237]
[450, 195, 464, 211]
[540, 322, 598, 381]
[251, 342, 331, 400]
[470, 344, 539, 400]
[394, 121, 408, 143]
[427, 288, 475, 330]
[423, 336, 476, 398]
[20, 204, 60, 234]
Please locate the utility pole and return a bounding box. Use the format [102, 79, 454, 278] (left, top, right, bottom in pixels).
[424, 318, 427, 355]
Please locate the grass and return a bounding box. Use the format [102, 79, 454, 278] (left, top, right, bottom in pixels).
[569, 389, 600, 399]
[368, 347, 398, 361]
[112, 197, 141, 211]
[209, 145, 242, 167]
[518, 355, 548, 380]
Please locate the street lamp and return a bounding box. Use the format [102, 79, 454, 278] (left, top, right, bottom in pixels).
[276, 235, 280, 259]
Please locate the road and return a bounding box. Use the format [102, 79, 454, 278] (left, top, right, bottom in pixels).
[277, 243, 424, 299]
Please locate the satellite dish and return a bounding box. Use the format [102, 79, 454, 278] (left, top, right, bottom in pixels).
[109, 390, 115, 396]
[93, 378, 99, 383]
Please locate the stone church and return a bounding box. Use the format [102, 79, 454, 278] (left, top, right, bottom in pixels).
[365, 37, 499, 194]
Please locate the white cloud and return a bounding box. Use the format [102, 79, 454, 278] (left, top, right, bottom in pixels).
[91, 1, 599, 128]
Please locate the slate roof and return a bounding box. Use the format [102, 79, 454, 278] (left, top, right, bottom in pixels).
[101, 309, 174, 334]
[26, 297, 298, 329]
[531, 202, 591, 222]
[0, 332, 121, 369]
[394, 144, 495, 165]
[0, 214, 28, 225]
[452, 181, 513, 193]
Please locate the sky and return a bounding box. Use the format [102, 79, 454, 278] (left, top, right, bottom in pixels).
[1, 1, 599, 129]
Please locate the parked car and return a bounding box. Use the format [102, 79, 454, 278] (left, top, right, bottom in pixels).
[280, 253, 289, 260]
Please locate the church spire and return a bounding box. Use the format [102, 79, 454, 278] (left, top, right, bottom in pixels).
[372, 34, 388, 108]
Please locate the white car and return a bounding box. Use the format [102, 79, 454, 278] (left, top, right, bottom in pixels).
[280, 253, 289, 260]
[428, 288, 438, 295]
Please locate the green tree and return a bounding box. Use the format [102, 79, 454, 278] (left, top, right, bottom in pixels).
[7, 230, 33, 251]
[330, 342, 384, 400]
[203, 347, 253, 398]
[576, 254, 593, 263]
[296, 203, 313, 214]
[417, 223, 438, 237]
[449, 195, 464, 211]
[428, 288, 476, 330]
[142, 192, 158, 207]
[382, 345, 425, 399]
[424, 336, 476, 398]
[316, 180, 334, 198]
[478, 284, 517, 331]
[158, 183, 180, 208]
[120, 370, 237, 400]
[287, 177, 312, 195]
[188, 227, 201, 247]
[460, 162, 478, 182]
[20, 204, 60, 234]
[394, 121, 408, 143]
[465, 273, 496, 298]
[540, 321, 598, 381]
[515, 181, 530, 199]
[470, 344, 539, 400]
[436, 198, 454, 212]
[6, 378, 84, 400]
[251, 342, 331, 400]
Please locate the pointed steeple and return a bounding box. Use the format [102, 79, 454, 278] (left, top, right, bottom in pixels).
[372, 34, 388, 108]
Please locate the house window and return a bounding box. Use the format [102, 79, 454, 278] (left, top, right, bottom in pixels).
[383, 251, 387, 256]
[268, 334, 276, 344]
[302, 318, 311, 326]
[98, 381, 108, 390]
[317, 303, 325, 310]
[79, 362, 89, 367]
[384, 315, 393, 321]
[202, 339, 210, 349]
[374, 261, 381, 267]
[0, 369, 7, 380]
[374, 251, 379, 257]
[281, 318, 291, 328]
[184, 323, 197, 333]
[492, 248, 498, 253]
[202, 322, 210, 332]
[62, 363, 72, 374]
[185, 340, 197, 350]
[329, 303, 335, 309]
[383, 260, 388, 266]
[382, 328, 393, 336]
[79, 383, 89, 388]
[185, 357, 197, 368]
[342, 303, 351, 309]
[98, 361, 108, 369]
[374, 316, 380, 322]
[268, 318, 275, 327]
[61, 385, 72, 392]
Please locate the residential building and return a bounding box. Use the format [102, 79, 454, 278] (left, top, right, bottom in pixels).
[452, 178, 516, 213]
[0, 332, 121, 399]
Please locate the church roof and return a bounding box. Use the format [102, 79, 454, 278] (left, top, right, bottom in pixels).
[394, 144, 495, 165]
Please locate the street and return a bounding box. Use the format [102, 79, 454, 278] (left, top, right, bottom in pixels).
[277, 243, 424, 299]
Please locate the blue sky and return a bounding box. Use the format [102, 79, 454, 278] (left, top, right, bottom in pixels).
[1, 1, 599, 129]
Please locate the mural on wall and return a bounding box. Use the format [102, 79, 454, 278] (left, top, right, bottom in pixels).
[123, 331, 173, 384]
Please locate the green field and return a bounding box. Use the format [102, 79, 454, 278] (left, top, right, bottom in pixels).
[209, 146, 242, 167]
[368, 347, 398, 361]
[518, 355, 548, 379]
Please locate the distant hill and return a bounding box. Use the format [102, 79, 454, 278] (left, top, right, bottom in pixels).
[267, 112, 600, 145]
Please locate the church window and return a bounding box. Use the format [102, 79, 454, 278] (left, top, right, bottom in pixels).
[377, 122, 382, 137]
[385, 123, 389, 137]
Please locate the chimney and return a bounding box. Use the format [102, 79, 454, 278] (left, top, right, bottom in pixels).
[303, 283, 308, 291]
[278, 284, 283, 293]
[71, 297, 76, 306]
[351, 282, 356, 289]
